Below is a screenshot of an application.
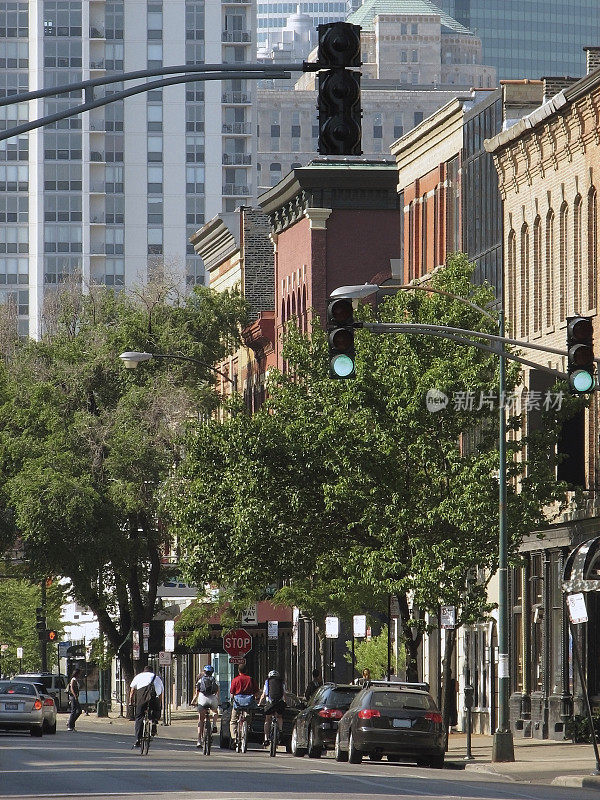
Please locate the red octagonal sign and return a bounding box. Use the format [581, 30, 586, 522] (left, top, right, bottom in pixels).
[223, 627, 252, 658]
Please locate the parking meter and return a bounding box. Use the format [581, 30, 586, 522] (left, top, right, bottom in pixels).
[464, 685, 474, 709]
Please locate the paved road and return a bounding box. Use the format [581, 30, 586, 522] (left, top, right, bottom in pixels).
[2, 729, 600, 800]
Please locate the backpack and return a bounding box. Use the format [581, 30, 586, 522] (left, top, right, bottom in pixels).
[199, 675, 218, 696]
[137, 674, 157, 705]
[267, 676, 284, 702]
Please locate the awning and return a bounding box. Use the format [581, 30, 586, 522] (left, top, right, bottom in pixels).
[562, 536, 600, 592]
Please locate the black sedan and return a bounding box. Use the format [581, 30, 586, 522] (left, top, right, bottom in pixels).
[335, 684, 445, 767]
[219, 693, 304, 750]
[291, 683, 362, 758]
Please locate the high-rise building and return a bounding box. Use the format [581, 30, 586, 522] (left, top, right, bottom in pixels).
[437, 0, 600, 80]
[1, 0, 257, 339]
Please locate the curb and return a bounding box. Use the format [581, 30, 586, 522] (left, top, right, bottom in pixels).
[551, 775, 600, 791]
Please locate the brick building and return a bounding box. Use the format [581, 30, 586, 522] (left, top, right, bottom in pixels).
[257, 157, 402, 370]
[484, 49, 600, 739]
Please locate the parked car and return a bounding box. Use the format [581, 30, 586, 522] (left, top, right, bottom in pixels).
[28, 682, 58, 734]
[219, 692, 305, 750]
[12, 673, 69, 713]
[0, 680, 48, 736]
[291, 683, 362, 758]
[335, 684, 445, 767]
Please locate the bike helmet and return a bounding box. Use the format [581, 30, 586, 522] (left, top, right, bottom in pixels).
[268, 670, 280, 678]
[203, 665, 215, 674]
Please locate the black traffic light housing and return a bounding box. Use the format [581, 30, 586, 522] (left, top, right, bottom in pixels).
[327, 297, 356, 379]
[316, 22, 362, 156]
[567, 315, 595, 394]
[36, 607, 47, 637]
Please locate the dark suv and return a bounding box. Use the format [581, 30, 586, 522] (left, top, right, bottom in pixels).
[335, 684, 445, 767]
[291, 683, 362, 758]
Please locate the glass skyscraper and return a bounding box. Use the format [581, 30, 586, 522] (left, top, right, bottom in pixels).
[437, 0, 600, 80]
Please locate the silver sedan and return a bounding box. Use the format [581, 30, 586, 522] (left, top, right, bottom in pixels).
[0, 681, 47, 736]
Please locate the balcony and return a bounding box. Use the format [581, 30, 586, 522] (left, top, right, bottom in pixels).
[89, 26, 105, 39]
[222, 183, 249, 196]
[90, 182, 105, 193]
[90, 242, 106, 254]
[90, 215, 106, 224]
[221, 122, 251, 135]
[222, 30, 251, 43]
[89, 120, 106, 132]
[90, 151, 106, 162]
[223, 0, 252, 4]
[89, 60, 106, 70]
[223, 153, 251, 165]
[222, 91, 250, 104]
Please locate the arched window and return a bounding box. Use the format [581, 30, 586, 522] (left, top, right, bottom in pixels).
[520, 223, 529, 337]
[269, 162, 282, 187]
[545, 209, 554, 327]
[421, 193, 427, 275]
[408, 201, 414, 281]
[573, 194, 582, 312]
[559, 202, 568, 321]
[588, 187, 598, 310]
[507, 229, 516, 335]
[533, 216, 542, 333]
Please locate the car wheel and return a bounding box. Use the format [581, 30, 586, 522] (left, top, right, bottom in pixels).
[307, 727, 322, 758]
[348, 732, 362, 764]
[291, 724, 306, 757]
[30, 725, 43, 737]
[334, 731, 348, 762]
[369, 752, 383, 761]
[425, 754, 445, 769]
[47, 720, 57, 735]
[387, 755, 400, 762]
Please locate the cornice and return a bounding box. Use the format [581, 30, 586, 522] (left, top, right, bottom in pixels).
[190, 214, 240, 273]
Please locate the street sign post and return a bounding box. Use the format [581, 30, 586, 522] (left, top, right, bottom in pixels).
[223, 628, 252, 658]
[159, 651, 172, 667]
[441, 606, 456, 629]
[325, 616, 339, 638]
[267, 620, 279, 640]
[240, 605, 258, 626]
[353, 614, 366, 638]
[567, 592, 588, 624]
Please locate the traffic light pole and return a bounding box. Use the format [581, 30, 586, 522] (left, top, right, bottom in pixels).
[40, 581, 47, 673]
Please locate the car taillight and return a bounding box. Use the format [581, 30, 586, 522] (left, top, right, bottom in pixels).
[33, 700, 42, 710]
[43, 698, 54, 706]
[425, 711, 443, 724]
[358, 709, 381, 719]
[318, 709, 344, 720]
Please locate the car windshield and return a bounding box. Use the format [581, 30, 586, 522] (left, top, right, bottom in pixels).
[1, 683, 36, 696]
[327, 689, 360, 709]
[370, 691, 435, 711]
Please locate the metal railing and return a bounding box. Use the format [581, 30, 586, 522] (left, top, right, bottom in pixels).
[222, 153, 251, 165]
[221, 91, 250, 104]
[221, 121, 251, 134]
[222, 183, 249, 195]
[222, 31, 251, 43]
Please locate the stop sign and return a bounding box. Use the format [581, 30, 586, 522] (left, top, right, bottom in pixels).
[223, 628, 252, 658]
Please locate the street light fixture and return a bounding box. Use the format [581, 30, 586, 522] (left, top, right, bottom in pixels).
[118, 351, 237, 390]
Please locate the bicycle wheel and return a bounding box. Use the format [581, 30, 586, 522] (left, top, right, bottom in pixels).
[140, 715, 151, 756]
[241, 717, 248, 753]
[269, 720, 278, 757]
[203, 718, 211, 755]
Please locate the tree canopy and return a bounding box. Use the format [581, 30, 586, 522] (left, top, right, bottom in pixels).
[0, 279, 247, 683]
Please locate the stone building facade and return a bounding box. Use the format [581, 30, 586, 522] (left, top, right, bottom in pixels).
[485, 50, 600, 739]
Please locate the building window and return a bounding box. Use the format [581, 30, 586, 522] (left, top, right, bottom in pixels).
[269, 162, 281, 187]
[559, 202, 568, 321]
[545, 209, 554, 327]
[507, 229, 516, 335]
[530, 554, 543, 693]
[420, 193, 427, 275]
[408, 201, 414, 281]
[520, 223, 529, 338]
[573, 194, 582, 313]
[413, 111, 423, 126]
[533, 216, 541, 333]
[511, 566, 524, 693]
[588, 188, 597, 311]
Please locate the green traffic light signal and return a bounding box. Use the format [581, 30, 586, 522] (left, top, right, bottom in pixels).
[327, 297, 356, 379]
[567, 315, 595, 395]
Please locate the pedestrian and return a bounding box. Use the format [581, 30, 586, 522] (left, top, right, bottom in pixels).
[304, 668, 322, 701]
[360, 668, 371, 687]
[66, 668, 82, 731]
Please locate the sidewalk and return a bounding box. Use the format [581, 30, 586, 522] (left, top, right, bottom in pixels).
[72, 711, 600, 790]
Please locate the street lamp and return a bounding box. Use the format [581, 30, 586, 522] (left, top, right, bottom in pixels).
[331, 282, 514, 761]
[118, 351, 237, 391]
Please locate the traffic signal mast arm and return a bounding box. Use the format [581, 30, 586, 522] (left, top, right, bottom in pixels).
[361, 322, 593, 381]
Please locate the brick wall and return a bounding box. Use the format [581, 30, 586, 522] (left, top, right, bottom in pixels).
[242, 208, 274, 322]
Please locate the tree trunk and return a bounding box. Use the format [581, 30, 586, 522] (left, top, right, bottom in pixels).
[441, 626, 457, 749]
[316, 627, 326, 684]
[399, 593, 422, 681]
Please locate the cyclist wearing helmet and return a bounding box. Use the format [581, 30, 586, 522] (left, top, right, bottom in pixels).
[191, 664, 220, 747]
[259, 669, 286, 747]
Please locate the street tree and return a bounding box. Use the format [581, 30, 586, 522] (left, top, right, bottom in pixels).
[165, 255, 571, 705]
[0, 279, 247, 685]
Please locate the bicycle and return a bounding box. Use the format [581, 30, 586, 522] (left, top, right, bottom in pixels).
[201, 710, 213, 755]
[268, 713, 279, 757]
[140, 707, 152, 756]
[235, 707, 250, 753]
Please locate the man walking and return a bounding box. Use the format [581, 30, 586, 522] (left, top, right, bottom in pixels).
[304, 668, 322, 701]
[66, 668, 82, 731]
[129, 666, 164, 747]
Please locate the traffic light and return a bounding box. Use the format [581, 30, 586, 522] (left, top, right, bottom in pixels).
[46, 630, 58, 643]
[35, 607, 46, 637]
[327, 296, 356, 379]
[567, 315, 595, 394]
[317, 22, 362, 156]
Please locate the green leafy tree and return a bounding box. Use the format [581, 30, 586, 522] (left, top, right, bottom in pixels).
[0, 279, 247, 685]
[164, 255, 571, 699]
[343, 626, 405, 679]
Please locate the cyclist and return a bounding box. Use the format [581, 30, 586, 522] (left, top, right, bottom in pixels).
[229, 663, 259, 745]
[191, 665, 220, 747]
[129, 666, 164, 748]
[259, 669, 286, 747]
